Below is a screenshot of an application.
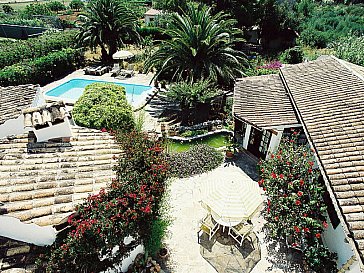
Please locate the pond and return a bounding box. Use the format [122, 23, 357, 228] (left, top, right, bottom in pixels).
[167, 133, 233, 153]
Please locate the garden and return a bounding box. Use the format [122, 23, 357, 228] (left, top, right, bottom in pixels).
[4, 0, 362, 271]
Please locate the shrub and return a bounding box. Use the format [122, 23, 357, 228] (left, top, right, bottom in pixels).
[258, 133, 337, 272]
[0, 15, 47, 27]
[72, 83, 135, 132]
[36, 131, 169, 272]
[331, 35, 364, 66]
[21, 3, 53, 18]
[69, 0, 84, 11]
[298, 4, 364, 48]
[2, 4, 14, 14]
[0, 47, 84, 86]
[279, 46, 304, 64]
[47, 1, 66, 12]
[0, 30, 78, 69]
[166, 144, 223, 178]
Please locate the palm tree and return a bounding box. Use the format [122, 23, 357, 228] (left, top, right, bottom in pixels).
[77, 0, 140, 62]
[144, 3, 248, 85]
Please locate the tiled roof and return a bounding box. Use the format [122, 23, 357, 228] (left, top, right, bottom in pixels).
[0, 85, 39, 125]
[233, 74, 299, 128]
[280, 56, 364, 259]
[0, 126, 122, 226]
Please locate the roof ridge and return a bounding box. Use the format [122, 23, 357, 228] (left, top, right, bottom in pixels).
[332, 55, 364, 83]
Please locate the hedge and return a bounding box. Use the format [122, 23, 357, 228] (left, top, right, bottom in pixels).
[0, 30, 78, 69]
[0, 47, 84, 86]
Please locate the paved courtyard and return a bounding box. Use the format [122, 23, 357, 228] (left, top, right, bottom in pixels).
[163, 156, 305, 273]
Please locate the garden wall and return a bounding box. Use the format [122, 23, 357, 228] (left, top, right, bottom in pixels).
[0, 24, 48, 39]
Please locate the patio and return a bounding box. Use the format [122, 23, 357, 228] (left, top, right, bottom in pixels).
[163, 154, 306, 273]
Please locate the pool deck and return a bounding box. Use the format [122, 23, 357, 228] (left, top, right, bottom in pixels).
[41, 69, 155, 106]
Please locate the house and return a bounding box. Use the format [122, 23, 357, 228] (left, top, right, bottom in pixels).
[144, 8, 161, 25]
[233, 55, 364, 272]
[0, 85, 122, 271]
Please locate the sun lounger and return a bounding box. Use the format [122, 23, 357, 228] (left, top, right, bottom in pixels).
[110, 64, 121, 76]
[94, 66, 109, 76]
[84, 65, 102, 75]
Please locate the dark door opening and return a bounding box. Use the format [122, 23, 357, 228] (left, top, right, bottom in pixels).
[247, 127, 272, 158]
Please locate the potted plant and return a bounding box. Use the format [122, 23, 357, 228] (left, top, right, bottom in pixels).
[158, 246, 169, 260]
[225, 144, 234, 158]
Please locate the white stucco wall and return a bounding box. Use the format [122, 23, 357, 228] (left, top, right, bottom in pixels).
[266, 129, 283, 157]
[34, 118, 73, 142]
[0, 115, 27, 139]
[242, 124, 251, 149]
[322, 215, 356, 269]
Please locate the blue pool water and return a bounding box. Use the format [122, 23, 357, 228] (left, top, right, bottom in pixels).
[45, 79, 152, 106]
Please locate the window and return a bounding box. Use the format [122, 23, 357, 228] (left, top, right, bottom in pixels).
[259, 130, 272, 155]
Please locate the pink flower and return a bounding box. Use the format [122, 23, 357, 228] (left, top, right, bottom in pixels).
[279, 174, 284, 179]
[323, 221, 328, 229]
[101, 128, 107, 132]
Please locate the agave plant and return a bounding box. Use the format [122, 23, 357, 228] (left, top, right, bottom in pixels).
[144, 3, 248, 85]
[77, 0, 140, 62]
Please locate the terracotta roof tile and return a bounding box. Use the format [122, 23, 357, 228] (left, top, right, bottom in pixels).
[233, 74, 299, 128]
[0, 85, 39, 125]
[0, 126, 122, 226]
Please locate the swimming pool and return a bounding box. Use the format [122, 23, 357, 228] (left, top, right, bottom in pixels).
[44, 79, 153, 106]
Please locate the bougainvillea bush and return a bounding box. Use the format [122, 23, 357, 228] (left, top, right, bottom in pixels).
[258, 133, 337, 272]
[36, 131, 169, 272]
[166, 144, 223, 178]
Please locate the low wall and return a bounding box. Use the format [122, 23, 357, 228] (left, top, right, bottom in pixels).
[0, 24, 48, 39]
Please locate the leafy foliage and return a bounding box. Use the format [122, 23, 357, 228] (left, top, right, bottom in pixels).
[153, 0, 188, 12]
[2, 4, 14, 14]
[72, 83, 135, 132]
[166, 79, 221, 124]
[331, 35, 364, 66]
[21, 3, 53, 18]
[144, 3, 248, 85]
[279, 46, 304, 64]
[0, 47, 84, 86]
[0, 30, 78, 69]
[36, 131, 169, 272]
[166, 144, 223, 178]
[0, 14, 47, 27]
[258, 133, 337, 272]
[69, 0, 85, 10]
[299, 4, 364, 48]
[47, 1, 66, 12]
[77, 0, 140, 62]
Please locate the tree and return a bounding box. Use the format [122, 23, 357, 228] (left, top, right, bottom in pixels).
[69, 0, 84, 10]
[153, 0, 188, 12]
[72, 83, 135, 132]
[47, 1, 66, 12]
[144, 3, 248, 86]
[77, 0, 140, 62]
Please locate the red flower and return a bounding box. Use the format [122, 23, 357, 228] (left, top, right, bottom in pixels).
[315, 233, 321, 238]
[271, 154, 275, 159]
[274, 216, 279, 221]
[292, 243, 298, 247]
[308, 161, 314, 167]
[323, 221, 328, 229]
[303, 213, 307, 217]
[303, 227, 310, 233]
[271, 172, 277, 179]
[267, 207, 270, 213]
[261, 168, 265, 173]
[294, 226, 300, 233]
[293, 131, 298, 135]
[286, 161, 291, 166]
[297, 191, 303, 197]
[279, 174, 284, 179]
[277, 155, 281, 160]
[300, 179, 304, 186]
[267, 199, 271, 206]
[258, 179, 264, 186]
[308, 168, 312, 173]
[101, 128, 107, 132]
[295, 200, 301, 206]
[263, 187, 267, 191]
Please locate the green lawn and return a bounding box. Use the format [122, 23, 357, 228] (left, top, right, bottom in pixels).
[167, 133, 232, 153]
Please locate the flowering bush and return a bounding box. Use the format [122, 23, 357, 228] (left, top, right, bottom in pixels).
[245, 60, 282, 76]
[258, 133, 337, 272]
[36, 131, 169, 272]
[166, 144, 223, 178]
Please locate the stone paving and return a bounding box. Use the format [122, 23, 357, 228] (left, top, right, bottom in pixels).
[163, 155, 305, 273]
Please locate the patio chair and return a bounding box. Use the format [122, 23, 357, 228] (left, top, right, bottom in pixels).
[197, 214, 220, 243]
[228, 222, 253, 247]
[110, 63, 121, 76]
